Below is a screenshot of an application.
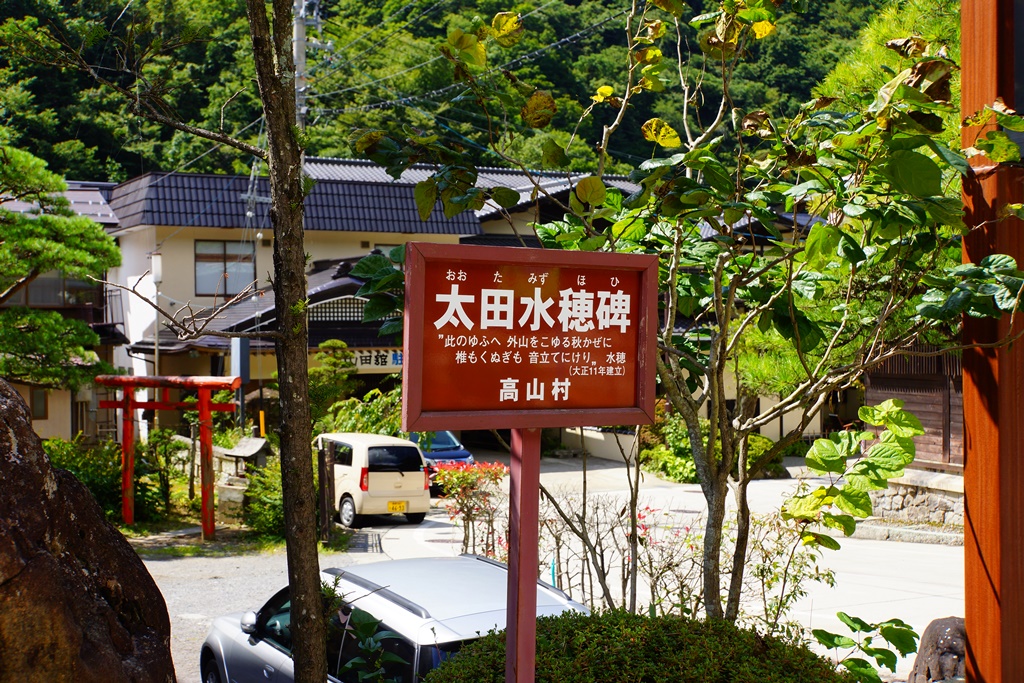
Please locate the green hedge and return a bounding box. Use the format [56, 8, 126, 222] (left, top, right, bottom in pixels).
[242, 457, 285, 537]
[44, 436, 161, 522]
[640, 412, 786, 484]
[425, 611, 856, 683]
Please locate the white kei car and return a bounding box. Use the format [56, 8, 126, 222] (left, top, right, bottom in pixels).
[315, 433, 431, 527]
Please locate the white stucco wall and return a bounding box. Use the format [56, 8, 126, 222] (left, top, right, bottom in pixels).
[12, 384, 73, 440]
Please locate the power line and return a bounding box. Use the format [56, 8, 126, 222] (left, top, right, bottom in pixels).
[309, 0, 451, 90]
[311, 9, 628, 116]
[311, 55, 445, 101]
[308, 0, 564, 103]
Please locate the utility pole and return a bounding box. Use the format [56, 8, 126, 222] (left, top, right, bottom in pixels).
[293, 0, 308, 128]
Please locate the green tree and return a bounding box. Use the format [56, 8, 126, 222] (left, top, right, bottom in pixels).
[308, 339, 359, 428]
[0, 137, 120, 388]
[352, 1, 1017, 636]
[1, 0, 888, 179]
[0, 8, 326, 683]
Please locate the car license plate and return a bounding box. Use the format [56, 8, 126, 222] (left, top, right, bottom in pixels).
[388, 501, 407, 513]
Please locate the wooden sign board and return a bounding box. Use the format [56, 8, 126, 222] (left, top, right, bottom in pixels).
[403, 243, 658, 431]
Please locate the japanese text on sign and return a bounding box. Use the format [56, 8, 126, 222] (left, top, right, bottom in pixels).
[418, 261, 641, 411]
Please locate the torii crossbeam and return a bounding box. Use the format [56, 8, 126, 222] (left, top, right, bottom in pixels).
[96, 375, 241, 540]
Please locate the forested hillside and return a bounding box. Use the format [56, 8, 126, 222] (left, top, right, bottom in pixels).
[1, 0, 888, 181]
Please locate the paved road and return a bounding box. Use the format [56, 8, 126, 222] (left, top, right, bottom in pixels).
[147, 452, 963, 682]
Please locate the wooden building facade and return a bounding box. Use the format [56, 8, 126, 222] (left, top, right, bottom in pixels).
[864, 347, 963, 472]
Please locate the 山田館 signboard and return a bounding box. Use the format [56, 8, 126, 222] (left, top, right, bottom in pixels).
[403, 243, 657, 431]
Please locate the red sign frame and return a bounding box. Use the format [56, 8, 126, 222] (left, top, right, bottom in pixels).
[403, 243, 658, 431]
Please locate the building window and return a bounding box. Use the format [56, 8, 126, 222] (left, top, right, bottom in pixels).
[30, 388, 48, 420]
[195, 241, 256, 297]
[0, 271, 102, 308]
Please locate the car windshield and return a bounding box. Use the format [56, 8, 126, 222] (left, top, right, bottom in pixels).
[411, 431, 460, 451]
[367, 446, 423, 472]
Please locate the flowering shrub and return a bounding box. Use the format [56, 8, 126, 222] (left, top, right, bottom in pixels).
[434, 461, 508, 556]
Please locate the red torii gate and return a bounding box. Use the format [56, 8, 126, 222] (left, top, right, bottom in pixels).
[96, 375, 241, 540]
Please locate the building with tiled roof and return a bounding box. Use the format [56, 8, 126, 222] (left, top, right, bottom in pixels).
[103, 158, 636, 407]
[8, 158, 637, 439]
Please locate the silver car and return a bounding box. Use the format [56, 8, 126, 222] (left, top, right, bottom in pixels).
[200, 554, 587, 682]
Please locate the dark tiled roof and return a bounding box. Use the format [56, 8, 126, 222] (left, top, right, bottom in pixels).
[66, 181, 119, 225]
[3, 180, 119, 225]
[304, 157, 639, 221]
[104, 160, 639, 233]
[460, 233, 542, 248]
[107, 171, 481, 235]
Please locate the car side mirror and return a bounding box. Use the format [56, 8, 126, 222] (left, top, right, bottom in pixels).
[241, 611, 258, 634]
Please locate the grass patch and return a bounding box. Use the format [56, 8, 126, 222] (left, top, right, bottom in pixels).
[129, 525, 353, 559]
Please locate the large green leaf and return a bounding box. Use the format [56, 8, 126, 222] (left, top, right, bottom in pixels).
[350, 254, 395, 279]
[980, 253, 1018, 273]
[806, 438, 846, 474]
[821, 512, 857, 536]
[880, 625, 919, 657]
[576, 176, 607, 205]
[835, 486, 873, 518]
[882, 150, 942, 197]
[413, 179, 438, 221]
[362, 294, 401, 322]
[841, 658, 884, 683]
[865, 440, 915, 469]
[863, 645, 898, 673]
[837, 231, 867, 265]
[541, 138, 571, 168]
[917, 287, 973, 321]
[813, 630, 857, 650]
[801, 531, 841, 550]
[490, 186, 521, 209]
[838, 612, 875, 634]
[611, 214, 648, 242]
[783, 490, 827, 520]
[859, 399, 925, 436]
[804, 223, 840, 267]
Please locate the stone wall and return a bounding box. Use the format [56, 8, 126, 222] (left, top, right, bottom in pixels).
[869, 470, 964, 527]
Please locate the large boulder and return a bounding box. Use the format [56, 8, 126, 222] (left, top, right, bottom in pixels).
[909, 616, 966, 682]
[0, 380, 175, 682]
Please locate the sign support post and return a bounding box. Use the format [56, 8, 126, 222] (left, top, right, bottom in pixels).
[506, 427, 542, 683]
[402, 243, 657, 683]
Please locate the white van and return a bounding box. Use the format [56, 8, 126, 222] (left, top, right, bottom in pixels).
[315, 433, 430, 527]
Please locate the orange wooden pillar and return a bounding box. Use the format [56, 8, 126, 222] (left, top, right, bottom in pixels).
[961, 1, 1024, 680]
[197, 387, 217, 541]
[118, 388, 137, 525]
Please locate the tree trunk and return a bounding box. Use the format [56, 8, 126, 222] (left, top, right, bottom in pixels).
[725, 476, 751, 621]
[244, 1, 325, 681]
[702, 473, 729, 619]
